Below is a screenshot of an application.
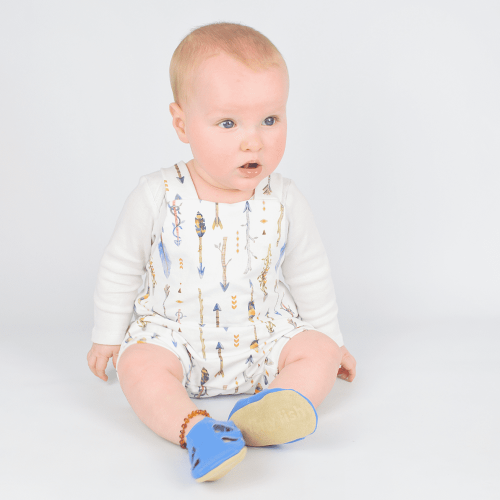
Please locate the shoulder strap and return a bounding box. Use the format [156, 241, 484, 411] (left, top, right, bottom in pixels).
[260, 172, 286, 203]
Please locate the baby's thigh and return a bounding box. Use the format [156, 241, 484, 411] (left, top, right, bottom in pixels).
[117, 342, 184, 383]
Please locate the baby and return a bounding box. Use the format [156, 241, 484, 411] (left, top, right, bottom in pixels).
[87, 21, 356, 482]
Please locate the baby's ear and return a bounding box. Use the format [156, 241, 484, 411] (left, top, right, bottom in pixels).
[169, 103, 189, 144]
[169, 102, 181, 118]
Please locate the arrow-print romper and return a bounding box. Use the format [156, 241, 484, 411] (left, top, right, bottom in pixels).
[116, 161, 316, 398]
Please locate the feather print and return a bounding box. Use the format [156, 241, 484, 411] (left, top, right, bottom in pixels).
[158, 229, 171, 278]
[274, 242, 286, 272]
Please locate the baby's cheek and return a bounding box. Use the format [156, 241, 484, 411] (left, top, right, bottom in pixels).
[269, 135, 287, 166]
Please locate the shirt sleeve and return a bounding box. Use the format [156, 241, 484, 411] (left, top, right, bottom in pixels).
[280, 179, 344, 348]
[91, 174, 162, 345]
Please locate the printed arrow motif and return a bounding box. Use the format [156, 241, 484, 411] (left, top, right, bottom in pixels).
[195, 211, 206, 278]
[216, 236, 231, 291]
[213, 203, 223, 229]
[214, 303, 221, 327]
[234, 334, 240, 347]
[174, 163, 184, 183]
[263, 175, 272, 195]
[169, 194, 184, 246]
[232, 295, 237, 309]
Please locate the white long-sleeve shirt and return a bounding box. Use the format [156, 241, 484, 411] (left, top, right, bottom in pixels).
[92, 168, 344, 348]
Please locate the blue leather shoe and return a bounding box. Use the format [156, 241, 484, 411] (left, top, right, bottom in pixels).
[185, 418, 247, 482]
[227, 388, 318, 447]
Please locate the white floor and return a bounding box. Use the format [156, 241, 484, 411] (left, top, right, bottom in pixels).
[2, 318, 499, 500]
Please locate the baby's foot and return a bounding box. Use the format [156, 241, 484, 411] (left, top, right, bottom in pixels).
[227, 388, 318, 447]
[185, 418, 247, 482]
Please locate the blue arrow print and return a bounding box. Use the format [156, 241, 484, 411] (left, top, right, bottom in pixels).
[198, 263, 205, 278]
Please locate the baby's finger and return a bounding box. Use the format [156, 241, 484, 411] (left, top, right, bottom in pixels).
[338, 355, 356, 381]
[337, 366, 349, 380]
[87, 352, 98, 378]
[346, 367, 356, 381]
[342, 361, 356, 382]
[95, 356, 109, 381]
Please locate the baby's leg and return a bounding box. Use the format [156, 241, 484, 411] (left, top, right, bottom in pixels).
[227, 330, 341, 446]
[268, 330, 341, 408]
[117, 343, 205, 445]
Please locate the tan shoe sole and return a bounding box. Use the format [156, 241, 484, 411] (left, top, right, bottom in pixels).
[196, 446, 247, 483]
[229, 390, 317, 447]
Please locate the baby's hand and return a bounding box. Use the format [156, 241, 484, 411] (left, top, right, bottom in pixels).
[87, 343, 121, 382]
[337, 345, 356, 382]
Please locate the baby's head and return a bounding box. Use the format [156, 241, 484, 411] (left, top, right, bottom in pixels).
[169, 22, 289, 196]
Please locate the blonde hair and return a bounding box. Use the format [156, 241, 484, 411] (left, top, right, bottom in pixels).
[170, 22, 288, 108]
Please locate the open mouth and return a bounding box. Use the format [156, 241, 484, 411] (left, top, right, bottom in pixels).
[240, 163, 259, 168]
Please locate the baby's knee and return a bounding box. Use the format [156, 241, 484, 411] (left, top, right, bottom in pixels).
[306, 331, 341, 365]
[117, 343, 184, 383]
[282, 330, 341, 368]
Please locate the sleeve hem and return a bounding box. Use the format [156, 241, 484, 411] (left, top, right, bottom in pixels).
[91, 328, 126, 346]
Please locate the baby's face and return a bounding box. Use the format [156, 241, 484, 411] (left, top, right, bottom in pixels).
[172, 52, 289, 194]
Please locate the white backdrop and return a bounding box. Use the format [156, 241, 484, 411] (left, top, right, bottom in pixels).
[1, 1, 499, 499]
[1, 0, 499, 331]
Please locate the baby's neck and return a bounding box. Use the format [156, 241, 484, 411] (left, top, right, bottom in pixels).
[186, 160, 255, 204]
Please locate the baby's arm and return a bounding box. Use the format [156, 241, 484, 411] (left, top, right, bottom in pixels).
[92, 178, 156, 344]
[281, 179, 356, 380]
[88, 173, 162, 379]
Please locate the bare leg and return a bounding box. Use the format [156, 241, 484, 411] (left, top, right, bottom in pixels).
[117, 343, 206, 445]
[268, 330, 341, 408]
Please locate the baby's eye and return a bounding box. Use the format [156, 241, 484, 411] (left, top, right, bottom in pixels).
[219, 120, 235, 129]
[263, 116, 278, 126]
